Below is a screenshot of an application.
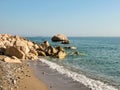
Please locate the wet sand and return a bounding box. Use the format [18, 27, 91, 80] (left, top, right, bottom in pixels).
[30, 60, 91, 90]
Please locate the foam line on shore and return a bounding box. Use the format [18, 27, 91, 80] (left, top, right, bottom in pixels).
[39, 58, 118, 90]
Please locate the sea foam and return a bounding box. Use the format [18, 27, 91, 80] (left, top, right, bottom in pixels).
[39, 58, 118, 90]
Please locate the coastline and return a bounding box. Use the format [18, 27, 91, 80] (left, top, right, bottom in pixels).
[30, 59, 91, 90]
[0, 34, 119, 90]
[30, 58, 118, 90]
[0, 57, 118, 90]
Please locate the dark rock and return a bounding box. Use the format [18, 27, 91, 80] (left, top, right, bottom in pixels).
[37, 51, 46, 56]
[0, 48, 6, 55]
[64, 46, 77, 50]
[46, 46, 58, 56]
[61, 40, 70, 44]
[56, 46, 64, 51]
[74, 51, 79, 55]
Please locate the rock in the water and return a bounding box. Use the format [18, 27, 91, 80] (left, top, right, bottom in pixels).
[64, 46, 77, 50]
[55, 51, 67, 59]
[46, 46, 58, 56]
[56, 46, 64, 51]
[61, 40, 70, 44]
[43, 41, 50, 48]
[54, 46, 67, 59]
[51, 34, 69, 42]
[74, 51, 79, 55]
[38, 41, 50, 51]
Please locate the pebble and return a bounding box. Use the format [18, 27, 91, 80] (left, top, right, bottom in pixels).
[17, 77, 20, 79]
[42, 71, 45, 75]
[10, 78, 16, 84]
[50, 85, 52, 88]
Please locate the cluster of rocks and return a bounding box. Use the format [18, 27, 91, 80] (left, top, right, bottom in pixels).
[37, 41, 67, 59]
[0, 34, 67, 63]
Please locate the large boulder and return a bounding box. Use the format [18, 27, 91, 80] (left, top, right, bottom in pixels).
[55, 51, 67, 59]
[51, 34, 69, 43]
[43, 41, 50, 48]
[54, 46, 67, 59]
[45, 46, 58, 56]
[37, 41, 50, 51]
[5, 46, 25, 59]
[37, 51, 46, 56]
[14, 40, 30, 54]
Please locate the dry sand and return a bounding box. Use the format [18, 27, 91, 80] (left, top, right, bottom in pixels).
[0, 60, 48, 90]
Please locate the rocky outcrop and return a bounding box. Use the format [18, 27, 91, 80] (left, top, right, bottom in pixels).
[37, 42, 67, 59]
[0, 34, 39, 61]
[51, 34, 70, 44]
[0, 34, 67, 63]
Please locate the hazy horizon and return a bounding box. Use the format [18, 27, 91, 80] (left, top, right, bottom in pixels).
[0, 0, 120, 37]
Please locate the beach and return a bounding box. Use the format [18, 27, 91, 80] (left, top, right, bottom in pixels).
[0, 34, 119, 90]
[0, 59, 92, 90]
[0, 34, 91, 90]
[0, 60, 48, 90]
[1, 0, 120, 90]
[30, 59, 91, 90]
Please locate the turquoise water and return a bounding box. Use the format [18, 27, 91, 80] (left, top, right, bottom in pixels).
[27, 37, 120, 87]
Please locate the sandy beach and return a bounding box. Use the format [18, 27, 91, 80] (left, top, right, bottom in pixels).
[30, 60, 91, 90]
[0, 58, 92, 90]
[0, 60, 48, 90]
[0, 34, 118, 90]
[0, 34, 91, 90]
[0, 59, 92, 90]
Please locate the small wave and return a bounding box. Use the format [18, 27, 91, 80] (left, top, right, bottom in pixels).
[39, 58, 118, 90]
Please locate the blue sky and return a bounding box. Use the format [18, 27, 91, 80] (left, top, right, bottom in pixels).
[0, 0, 120, 36]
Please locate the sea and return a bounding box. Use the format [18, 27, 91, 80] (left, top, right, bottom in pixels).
[27, 37, 120, 90]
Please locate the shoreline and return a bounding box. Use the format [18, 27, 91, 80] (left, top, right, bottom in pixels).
[0, 34, 119, 90]
[30, 59, 91, 90]
[30, 58, 118, 90]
